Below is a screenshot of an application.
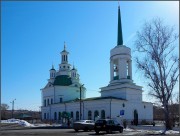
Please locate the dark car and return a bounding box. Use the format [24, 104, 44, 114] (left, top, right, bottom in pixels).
[73, 120, 95, 132]
[94, 119, 123, 134]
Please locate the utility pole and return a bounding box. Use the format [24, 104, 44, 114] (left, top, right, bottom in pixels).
[80, 84, 84, 120]
[10, 99, 16, 118]
[179, 75, 180, 134]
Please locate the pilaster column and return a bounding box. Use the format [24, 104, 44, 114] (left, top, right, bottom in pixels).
[118, 59, 127, 79]
[110, 61, 114, 81]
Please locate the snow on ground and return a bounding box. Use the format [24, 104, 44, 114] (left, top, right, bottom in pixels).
[1, 119, 34, 127]
[124, 126, 179, 135]
[1, 119, 62, 128]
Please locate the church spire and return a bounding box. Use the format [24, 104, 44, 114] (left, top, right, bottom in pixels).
[117, 4, 123, 46]
[64, 41, 66, 51]
[52, 64, 55, 70]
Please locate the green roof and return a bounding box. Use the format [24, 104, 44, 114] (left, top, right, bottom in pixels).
[117, 5, 123, 46]
[53, 75, 72, 86]
[50, 68, 55, 70]
[83, 96, 126, 101]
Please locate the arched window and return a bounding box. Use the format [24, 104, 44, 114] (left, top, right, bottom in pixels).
[44, 99, 46, 106]
[60, 98, 63, 103]
[58, 112, 61, 120]
[44, 113, 46, 119]
[47, 99, 49, 105]
[76, 111, 79, 120]
[51, 98, 53, 104]
[54, 112, 57, 120]
[88, 111, 92, 120]
[122, 103, 125, 107]
[94, 110, 99, 120]
[71, 111, 73, 118]
[101, 110, 105, 119]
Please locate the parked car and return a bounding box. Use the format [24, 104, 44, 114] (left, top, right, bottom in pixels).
[73, 120, 95, 132]
[94, 119, 123, 134]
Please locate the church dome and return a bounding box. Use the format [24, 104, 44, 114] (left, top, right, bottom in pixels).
[53, 75, 72, 86]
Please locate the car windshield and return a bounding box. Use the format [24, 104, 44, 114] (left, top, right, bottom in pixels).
[114, 120, 119, 125]
[96, 120, 105, 123]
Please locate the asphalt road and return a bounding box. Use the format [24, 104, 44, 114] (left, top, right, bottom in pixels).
[0, 128, 159, 136]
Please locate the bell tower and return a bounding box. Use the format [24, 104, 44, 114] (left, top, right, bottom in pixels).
[100, 4, 142, 102]
[110, 5, 132, 83]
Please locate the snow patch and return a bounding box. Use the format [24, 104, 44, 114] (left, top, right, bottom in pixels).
[1, 119, 34, 127]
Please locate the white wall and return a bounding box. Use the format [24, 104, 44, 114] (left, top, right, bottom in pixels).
[41, 99, 153, 122]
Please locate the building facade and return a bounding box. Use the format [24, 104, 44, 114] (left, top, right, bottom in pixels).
[41, 5, 153, 124]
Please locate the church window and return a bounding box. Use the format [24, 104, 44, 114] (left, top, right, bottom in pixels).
[101, 110, 105, 119]
[71, 111, 73, 118]
[47, 99, 49, 105]
[51, 98, 53, 104]
[58, 112, 61, 120]
[122, 103, 125, 107]
[144, 105, 146, 109]
[94, 110, 99, 120]
[44, 113, 46, 119]
[54, 112, 57, 120]
[60, 98, 63, 103]
[88, 111, 92, 120]
[44, 99, 46, 106]
[76, 111, 79, 120]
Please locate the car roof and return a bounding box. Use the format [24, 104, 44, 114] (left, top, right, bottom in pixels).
[75, 120, 94, 122]
[97, 119, 113, 121]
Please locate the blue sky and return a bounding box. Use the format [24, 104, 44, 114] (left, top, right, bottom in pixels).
[2, 1, 179, 111]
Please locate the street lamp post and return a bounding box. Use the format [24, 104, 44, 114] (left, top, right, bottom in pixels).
[10, 99, 16, 118]
[80, 84, 84, 120]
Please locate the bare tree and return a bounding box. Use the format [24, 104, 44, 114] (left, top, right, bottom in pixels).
[135, 18, 179, 130]
[1, 103, 9, 119]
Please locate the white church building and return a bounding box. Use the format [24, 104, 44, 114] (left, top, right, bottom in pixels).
[41, 6, 153, 124]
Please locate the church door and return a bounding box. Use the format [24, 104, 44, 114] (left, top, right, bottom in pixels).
[134, 110, 138, 126]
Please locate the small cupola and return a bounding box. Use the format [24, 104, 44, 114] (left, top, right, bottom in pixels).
[71, 65, 77, 78]
[49, 65, 56, 79]
[60, 42, 69, 64]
